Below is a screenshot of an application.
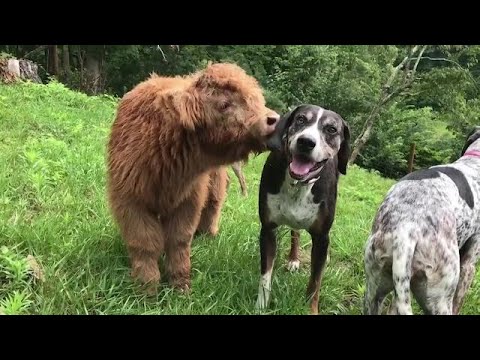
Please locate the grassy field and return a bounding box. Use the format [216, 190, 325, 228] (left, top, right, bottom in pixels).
[1, 81, 479, 315]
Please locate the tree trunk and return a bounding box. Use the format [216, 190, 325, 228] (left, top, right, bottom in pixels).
[78, 48, 84, 89]
[62, 45, 70, 79]
[85, 50, 101, 94]
[48, 45, 59, 77]
[407, 143, 416, 173]
[348, 106, 382, 164]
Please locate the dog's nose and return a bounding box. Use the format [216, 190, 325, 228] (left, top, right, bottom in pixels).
[297, 136, 316, 152]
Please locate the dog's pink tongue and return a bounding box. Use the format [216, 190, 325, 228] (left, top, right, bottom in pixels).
[289, 156, 315, 176]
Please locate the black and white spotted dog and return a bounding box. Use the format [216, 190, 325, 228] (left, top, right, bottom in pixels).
[364, 126, 480, 315]
[255, 104, 350, 314]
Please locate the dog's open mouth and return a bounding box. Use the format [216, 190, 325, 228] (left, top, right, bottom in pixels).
[289, 154, 327, 181]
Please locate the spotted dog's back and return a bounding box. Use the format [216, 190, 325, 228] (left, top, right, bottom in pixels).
[364, 138, 480, 315]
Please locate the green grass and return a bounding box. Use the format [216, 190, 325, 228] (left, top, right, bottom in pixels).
[1, 81, 479, 315]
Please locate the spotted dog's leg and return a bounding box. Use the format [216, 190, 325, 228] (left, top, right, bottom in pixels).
[364, 233, 394, 315]
[412, 225, 459, 315]
[414, 263, 459, 315]
[386, 299, 398, 315]
[453, 234, 480, 315]
[256, 224, 277, 311]
[287, 230, 300, 272]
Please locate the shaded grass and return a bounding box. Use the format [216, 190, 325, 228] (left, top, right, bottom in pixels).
[1, 81, 479, 314]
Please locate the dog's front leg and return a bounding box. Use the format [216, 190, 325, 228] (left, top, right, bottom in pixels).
[287, 230, 301, 272]
[255, 224, 277, 311]
[306, 233, 330, 315]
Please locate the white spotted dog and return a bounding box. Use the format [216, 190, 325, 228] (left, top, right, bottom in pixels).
[364, 126, 480, 315]
[255, 104, 350, 314]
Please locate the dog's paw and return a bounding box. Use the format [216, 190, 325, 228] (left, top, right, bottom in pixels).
[286, 260, 300, 272]
[255, 287, 271, 311]
[255, 296, 268, 311]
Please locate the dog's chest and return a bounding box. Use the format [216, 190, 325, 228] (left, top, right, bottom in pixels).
[266, 175, 319, 231]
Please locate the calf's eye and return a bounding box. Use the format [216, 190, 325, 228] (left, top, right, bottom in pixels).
[220, 101, 232, 111]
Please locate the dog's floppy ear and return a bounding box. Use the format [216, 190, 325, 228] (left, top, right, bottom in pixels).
[337, 119, 351, 175]
[266, 108, 296, 153]
[461, 126, 480, 156]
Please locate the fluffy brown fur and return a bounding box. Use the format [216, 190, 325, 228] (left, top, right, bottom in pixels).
[107, 62, 279, 293]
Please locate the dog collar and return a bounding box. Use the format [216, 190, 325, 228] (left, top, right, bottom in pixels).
[463, 150, 480, 158]
[290, 176, 319, 187]
[288, 170, 322, 186]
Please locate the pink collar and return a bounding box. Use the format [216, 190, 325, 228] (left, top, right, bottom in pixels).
[463, 149, 480, 158]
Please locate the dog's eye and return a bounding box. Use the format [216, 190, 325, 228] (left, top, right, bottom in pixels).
[297, 116, 307, 124]
[326, 126, 337, 134]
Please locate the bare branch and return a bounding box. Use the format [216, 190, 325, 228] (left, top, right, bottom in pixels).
[156, 45, 167, 62]
[399, 45, 428, 93]
[23, 45, 47, 59]
[418, 55, 480, 91]
[388, 45, 429, 101]
[412, 46, 427, 74]
[404, 45, 420, 70]
[383, 46, 420, 92]
[419, 56, 463, 67]
[349, 45, 428, 164]
[385, 54, 409, 88]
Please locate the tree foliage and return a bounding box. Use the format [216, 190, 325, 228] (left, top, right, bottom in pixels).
[2, 44, 480, 179]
